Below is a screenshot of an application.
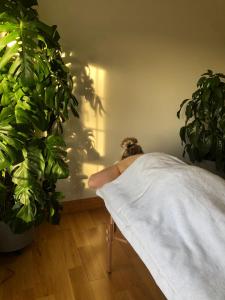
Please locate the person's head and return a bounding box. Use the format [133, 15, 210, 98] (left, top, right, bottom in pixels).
[120, 137, 144, 160]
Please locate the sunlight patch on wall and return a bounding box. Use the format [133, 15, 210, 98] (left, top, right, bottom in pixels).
[57, 53, 107, 198]
[82, 64, 106, 190]
[83, 162, 104, 187]
[82, 64, 106, 157]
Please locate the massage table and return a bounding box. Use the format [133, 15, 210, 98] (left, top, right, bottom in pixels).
[96, 153, 225, 300]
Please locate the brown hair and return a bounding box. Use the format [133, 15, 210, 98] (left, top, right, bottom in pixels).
[120, 137, 144, 160]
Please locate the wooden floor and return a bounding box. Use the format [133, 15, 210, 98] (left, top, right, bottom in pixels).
[0, 207, 166, 300]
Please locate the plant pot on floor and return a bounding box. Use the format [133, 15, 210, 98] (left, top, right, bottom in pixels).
[0, 222, 34, 253]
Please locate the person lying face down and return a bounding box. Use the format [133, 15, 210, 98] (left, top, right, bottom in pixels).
[88, 154, 142, 189]
[88, 137, 144, 189]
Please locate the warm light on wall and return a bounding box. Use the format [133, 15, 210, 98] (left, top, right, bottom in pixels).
[89, 64, 106, 98]
[82, 162, 104, 188]
[82, 64, 106, 157]
[82, 64, 106, 189]
[57, 57, 107, 197]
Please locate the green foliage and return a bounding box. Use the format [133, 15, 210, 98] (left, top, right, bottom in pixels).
[0, 0, 78, 233]
[177, 70, 225, 171]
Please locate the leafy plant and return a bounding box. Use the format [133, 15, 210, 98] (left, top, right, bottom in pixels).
[177, 70, 225, 171]
[0, 0, 79, 233]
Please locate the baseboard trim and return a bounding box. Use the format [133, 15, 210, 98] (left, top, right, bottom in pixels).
[62, 197, 104, 214]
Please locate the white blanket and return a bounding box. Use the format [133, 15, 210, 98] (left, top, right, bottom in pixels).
[96, 153, 225, 300]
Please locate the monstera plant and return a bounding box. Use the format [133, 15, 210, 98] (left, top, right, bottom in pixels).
[0, 0, 78, 233]
[177, 70, 225, 171]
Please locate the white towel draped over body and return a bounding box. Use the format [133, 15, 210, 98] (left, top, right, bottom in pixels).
[96, 153, 225, 300]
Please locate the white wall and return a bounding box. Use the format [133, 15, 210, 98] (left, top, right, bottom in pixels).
[38, 0, 225, 200]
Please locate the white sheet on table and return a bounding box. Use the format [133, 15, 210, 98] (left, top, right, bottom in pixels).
[96, 153, 225, 300]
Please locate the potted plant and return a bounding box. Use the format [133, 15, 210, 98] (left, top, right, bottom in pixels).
[0, 0, 79, 251]
[177, 69, 225, 174]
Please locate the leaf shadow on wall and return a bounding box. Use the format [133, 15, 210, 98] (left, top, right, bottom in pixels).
[62, 53, 105, 198]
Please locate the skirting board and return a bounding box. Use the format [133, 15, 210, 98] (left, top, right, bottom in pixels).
[62, 197, 104, 214]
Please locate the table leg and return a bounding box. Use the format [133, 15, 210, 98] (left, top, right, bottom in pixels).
[106, 216, 114, 273]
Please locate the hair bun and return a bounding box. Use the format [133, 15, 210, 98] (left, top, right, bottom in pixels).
[121, 137, 138, 149]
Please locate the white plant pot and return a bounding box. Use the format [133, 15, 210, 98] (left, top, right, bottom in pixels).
[0, 222, 34, 253]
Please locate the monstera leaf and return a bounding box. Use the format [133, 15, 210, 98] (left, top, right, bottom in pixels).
[0, 21, 49, 86]
[11, 145, 45, 223]
[44, 135, 69, 180]
[14, 182, 44, 223]
[0, 122, 27, 170]
[15, 97, 48, 131]
[12, 146, 45, 183]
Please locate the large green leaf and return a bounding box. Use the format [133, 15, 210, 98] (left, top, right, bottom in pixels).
[0, 31, 19, 52]
[12, 146, 45, 185]
[11, 144, 45, 222]
[0, 106, 15, 122]
[177, 99, 189, 119]
[198, 132, 212, 156]
[0, 23, 18, 32]
[44, 135, 69, 179]
[0, 12, 18, 23]
[9, 56, 21, 76]
[185, 102, 193, 120]
[179, 126, 186, 144]
[0, 122, 26, 170]
[15, 183, 44, 206]
[16, 203, 34, 223]
[15, 98, 48, 131]
[45, 85, 55, 108]
[0, 42, 19, 69]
